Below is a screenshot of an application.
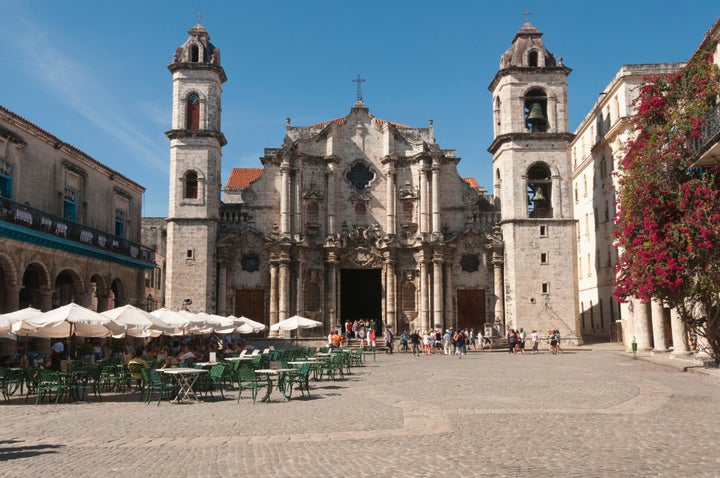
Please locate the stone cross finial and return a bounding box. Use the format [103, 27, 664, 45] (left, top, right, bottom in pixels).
[352, 74, 366, 102]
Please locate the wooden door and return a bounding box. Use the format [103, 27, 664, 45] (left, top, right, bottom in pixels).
[457, 289, 485, 331]
[235, 290, 265, 325]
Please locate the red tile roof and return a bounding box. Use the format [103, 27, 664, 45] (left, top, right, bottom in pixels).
[226, 168, 263, 189]
[463, 177, 480, 189]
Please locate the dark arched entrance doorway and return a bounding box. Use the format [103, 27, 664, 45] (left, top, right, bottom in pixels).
[340, 269, 382, 333]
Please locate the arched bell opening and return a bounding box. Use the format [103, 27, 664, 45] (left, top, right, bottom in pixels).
[527, 162, 552, 218]
[524, 88, 548, 133]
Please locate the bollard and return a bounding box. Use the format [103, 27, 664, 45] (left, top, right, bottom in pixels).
[631, 336, 637, 359]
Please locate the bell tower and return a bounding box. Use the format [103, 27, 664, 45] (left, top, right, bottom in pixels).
[488, 21, 581, 343]
[165, 22, 227, 312]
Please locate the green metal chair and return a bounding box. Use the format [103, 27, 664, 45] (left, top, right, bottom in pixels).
[141, 368, 177, 406]
[35, 370, 67, 404]
[198, 363, 226, 400]
[285, 363, 311, 399]
[236, 366, 268, 404]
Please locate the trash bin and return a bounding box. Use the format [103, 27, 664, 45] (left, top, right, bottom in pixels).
[631, 337, 637, 359]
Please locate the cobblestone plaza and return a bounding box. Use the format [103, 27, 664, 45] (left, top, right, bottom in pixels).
[1, 346, 719, 477]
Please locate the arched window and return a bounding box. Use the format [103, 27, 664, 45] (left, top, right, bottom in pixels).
[184, 171, 198, 199]
[527, 163, 552, 218]
[524, 88, 548, 133]
[528, 50, 538, 67]
[186, 93, 200, 129]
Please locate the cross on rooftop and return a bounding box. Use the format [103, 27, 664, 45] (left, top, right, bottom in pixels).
[195, 11, 204, 24]
[352, 74, 366, 102]
[523, 9, 532, 23]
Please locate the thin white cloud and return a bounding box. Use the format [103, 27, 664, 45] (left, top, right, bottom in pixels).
[4, 15, 167, 172]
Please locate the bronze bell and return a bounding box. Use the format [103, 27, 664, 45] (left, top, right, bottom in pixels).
[527, 103, 546, 130]
[531, 187, 546, 202]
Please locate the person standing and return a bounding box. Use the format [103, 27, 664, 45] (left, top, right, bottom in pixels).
[443, 329, 453, 356]
[385, 328, 393, 354]
[409, 330, 421, 357]
[531, 329, 539, 354]
[50, 340, 65, 371]
[454, 330, 467, 359]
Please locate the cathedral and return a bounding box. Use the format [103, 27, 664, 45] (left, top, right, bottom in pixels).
[163, 21, 581, 342]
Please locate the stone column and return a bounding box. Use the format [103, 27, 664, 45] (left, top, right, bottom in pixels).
[4, 287, 20, 313]
[444, 262, 453, 331]
[217, 262, 227, 316]
[431, 158, 441, 237]
[269, 260, 279, 336]
[295, 259, 304, 317]
[432, 251, 444, 330]
[385, 164, 396, 236]
[419, 167, 428, 235]
[633, 299, 653, 351]
[326, 164, 336, 236]
[293, 170, 302, 240]
[419, 251, 429, 331]
[384, 253, 397, 331]
[670, 308, 690, 356]
[280, 159, 290, 237]
[39, 289, 53, 312]
[620, 301, 633, 347]
[95, 294, 109, 313]
[651, 299, 667, 353]
[492, 250, 504, 333]
[326, 251, 338, 330]
[278, 253, 290, 323]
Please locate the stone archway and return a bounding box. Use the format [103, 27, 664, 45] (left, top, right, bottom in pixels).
[54, 268, 83, 308]
[0, 253, 17, 313]
[110, 277, 127, 308]
[20, 262, 51, 310]
[89, 274, 109, 312]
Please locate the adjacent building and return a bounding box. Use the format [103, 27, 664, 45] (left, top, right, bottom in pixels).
[0, 106, 155, 314]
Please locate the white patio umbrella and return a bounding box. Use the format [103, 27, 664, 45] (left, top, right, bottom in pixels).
[148, 308, 190, 336]
[102, 304, 161, 338]
[232, 316, 266, 334]
[195, 313, 237, 334]
[270, 315, 323, 332]
[0, 307, 43, 334]
[20, 303, 112, 370]
[22, 303, 111, 339]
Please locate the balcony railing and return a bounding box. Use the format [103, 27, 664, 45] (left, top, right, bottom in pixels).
[0, 195, 155, 265]
[693, 103, 720, 155]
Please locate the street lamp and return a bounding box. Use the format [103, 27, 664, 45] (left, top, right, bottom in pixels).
[182, 298, 192, 311]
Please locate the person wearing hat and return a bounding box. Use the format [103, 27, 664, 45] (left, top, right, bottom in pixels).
[443, 329, 453, 356]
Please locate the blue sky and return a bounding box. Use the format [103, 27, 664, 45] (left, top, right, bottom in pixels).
[0, 1, 716, 217]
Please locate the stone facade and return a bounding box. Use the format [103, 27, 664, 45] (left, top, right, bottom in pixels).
[571, 63, 683, 344]
[0, 105, 154, 314]
[162, 21, 583, 342]
[488, 22, 580, 343]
